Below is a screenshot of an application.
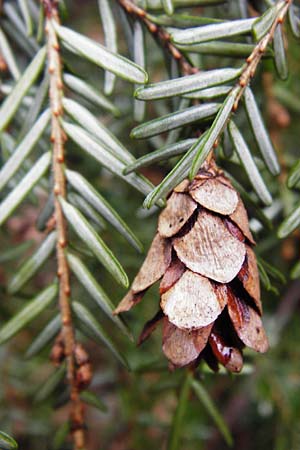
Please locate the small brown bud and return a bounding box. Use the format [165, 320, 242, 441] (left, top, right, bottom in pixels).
[213, 139, 219, 149]
[45, 215, 56, 233]
[62, 317, 71, 326]
[137, 7, 146, 17]
[74, 343, 89, 365]
[76, 363, 92, 390]
[59, 238, 66, 248]
[53, 108, 61, 117]
[149, 23, 157, 33]
[64, 286, 71, 296]
[50, 336, 65, 366]
[232, 101, 239, 112]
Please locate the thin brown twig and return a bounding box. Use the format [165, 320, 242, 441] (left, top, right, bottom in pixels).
[42, 1, 85, 448]
[117, 0, 198, 75]
[207, 0, 293, 156]
[234, 0, 292, 108]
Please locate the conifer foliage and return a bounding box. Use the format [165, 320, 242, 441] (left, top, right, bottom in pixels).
[0, 0, 299, 449]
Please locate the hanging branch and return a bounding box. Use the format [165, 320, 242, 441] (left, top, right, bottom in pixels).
[42, 1, 85, 448]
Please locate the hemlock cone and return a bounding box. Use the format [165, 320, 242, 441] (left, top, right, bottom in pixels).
[115, 160, 269, 372]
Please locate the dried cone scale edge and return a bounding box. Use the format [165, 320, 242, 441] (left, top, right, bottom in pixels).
[158, 192, 197, 238]
[162, 318, 213, 368]
[189, 178, 239, 215]
[209, 330, 243, 373]
[131, 233, 172, 294]
[238, 245, 262, 314]
[227, 292, 269, 353]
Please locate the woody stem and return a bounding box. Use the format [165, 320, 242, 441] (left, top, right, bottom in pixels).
[213, 0, 292, 153]
[42, 1, 85, 448]
[117, 0, 198, 75]
[234, 0, 292, 107]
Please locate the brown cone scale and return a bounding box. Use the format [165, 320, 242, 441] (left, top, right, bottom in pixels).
[230, 196, 255, 244]
[189, 177, 239, 215]
[158, 192, 197, 238]
[160, 270, 223, 329]
[159, 257, 185, 295]
[227, 293, 269, 353]
[162, 318, 213, 367]
[209, 330, 243, 373]
[114, 290, 145, 315]
[114, 160, 268, 372]
[138, 310, 164, 346]
[238, 245, 262, 314]
[131, 233, 172, 293]
[174, 179, 190, 193]
[173, 211, 246, 283]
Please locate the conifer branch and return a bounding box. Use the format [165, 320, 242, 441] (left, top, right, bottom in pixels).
[235, 0, 292, 107]
[43, 1, 85, 448]
[189, 0, 293, 179]
[117, 0, 198, 75]
[221, 0, 292, 142]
